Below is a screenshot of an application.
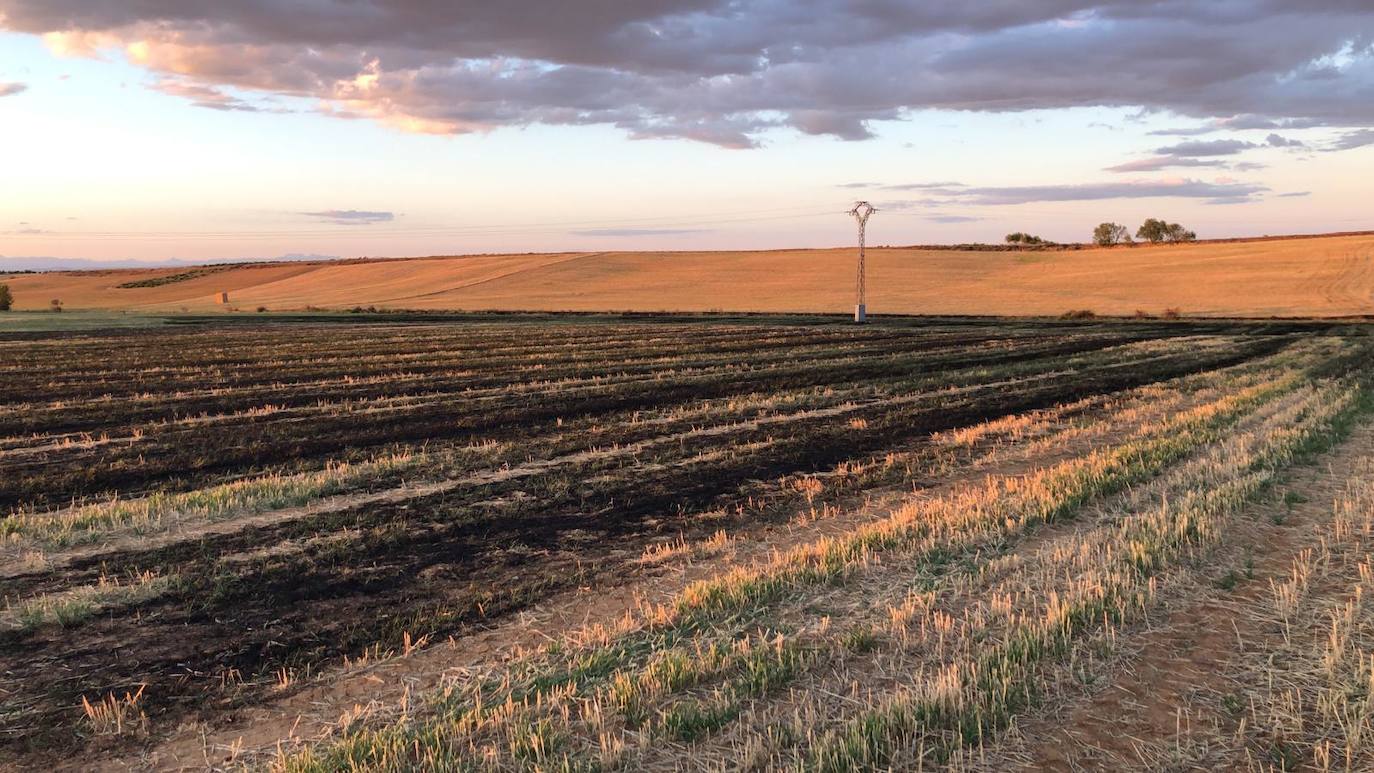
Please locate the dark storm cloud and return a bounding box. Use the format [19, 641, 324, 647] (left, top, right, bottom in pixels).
[2, 1, 1372, 146]
[300, 210, 396, 225]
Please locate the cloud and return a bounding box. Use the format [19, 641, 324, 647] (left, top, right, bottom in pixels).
[1328, 128, 1374, 151]
[0, 81, 26, 97]
[1104, 157, 1227, 173]
[941, 178, 1267, 206]
[1148, 125, 1215, 137]
[1155, 138, 1257, 157]
[2, 2, 1373, 147]
[1113, 131, 1306, 171]
[571, 227, 709, 236]
[836, 182, 879, 189]
[300, 209, 395, 225]
[1264, 133, 1304, 148]
[1276, 191, 1311, 197]
[1220, 114, 1327, 131]
[884, 181, 965, 191]
[1149, 114, 1327, 137]
[870, 200, 925, 210]
[925, 215, 982, 223]
[151, 77, 267, 112]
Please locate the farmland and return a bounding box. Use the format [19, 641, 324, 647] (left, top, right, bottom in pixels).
[4, 314, 1374, 771]
[4, 231, 1373, 318]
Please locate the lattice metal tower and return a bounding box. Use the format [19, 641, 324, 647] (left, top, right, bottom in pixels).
[848, 201, 877, 323]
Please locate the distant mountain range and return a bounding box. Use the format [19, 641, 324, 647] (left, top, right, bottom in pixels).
[0, 254, 341, 272]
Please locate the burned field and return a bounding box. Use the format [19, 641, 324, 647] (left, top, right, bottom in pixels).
[3, 316, 1374, 771]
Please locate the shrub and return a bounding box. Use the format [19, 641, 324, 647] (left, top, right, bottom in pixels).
[1060, 309, 1097, 320]
[116, 267, 228, 289]
[1161, 308, 1183, 319]
[1006, 232, 1049, 246]
[256, 306, 268, 313]
[0, 284, 12, 311]
[49, 298, 63, 313]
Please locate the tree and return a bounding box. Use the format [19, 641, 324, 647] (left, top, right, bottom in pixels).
[1165, 223, 1197, 243]
[1092, 222, 1132, 246]
[0, 284, 11, 311]
[1136, 218, 1169, 243]
[1006, 232, 1047, 245]
[1138, 218, 1196, 244]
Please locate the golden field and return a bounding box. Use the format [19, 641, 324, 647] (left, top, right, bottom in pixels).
[4, 232, 1372, 317]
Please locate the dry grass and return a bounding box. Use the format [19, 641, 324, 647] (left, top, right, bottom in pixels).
[1, 570, 174, 632]
[271, 346, 1368, 772]
[8, 323, 1366, 771]
[1223, 461, 1374, 771]
[6, 233, 1373, 316]
[81, 684, 148, 736]
[0, 450, 429, 550]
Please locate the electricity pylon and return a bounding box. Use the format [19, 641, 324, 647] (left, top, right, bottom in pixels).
[848, 201, 877, 323]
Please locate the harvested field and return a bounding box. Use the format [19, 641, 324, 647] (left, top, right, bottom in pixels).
[4, 231, 1374, 318]
[3, 315, 1373, 771]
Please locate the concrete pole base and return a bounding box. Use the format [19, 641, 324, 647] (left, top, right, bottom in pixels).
[854, 304, 867, 323]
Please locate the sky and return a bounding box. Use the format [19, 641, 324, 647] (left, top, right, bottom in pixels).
[1, 1, 1372, 264]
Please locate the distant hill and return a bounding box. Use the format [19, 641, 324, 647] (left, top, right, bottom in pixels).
[0, 254, 339, 272]
[2, 233, 1372, 318]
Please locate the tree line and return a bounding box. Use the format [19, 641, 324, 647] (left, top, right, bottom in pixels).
[1092, 218, 1196, 246]
[1006, 218, 1196, 248]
